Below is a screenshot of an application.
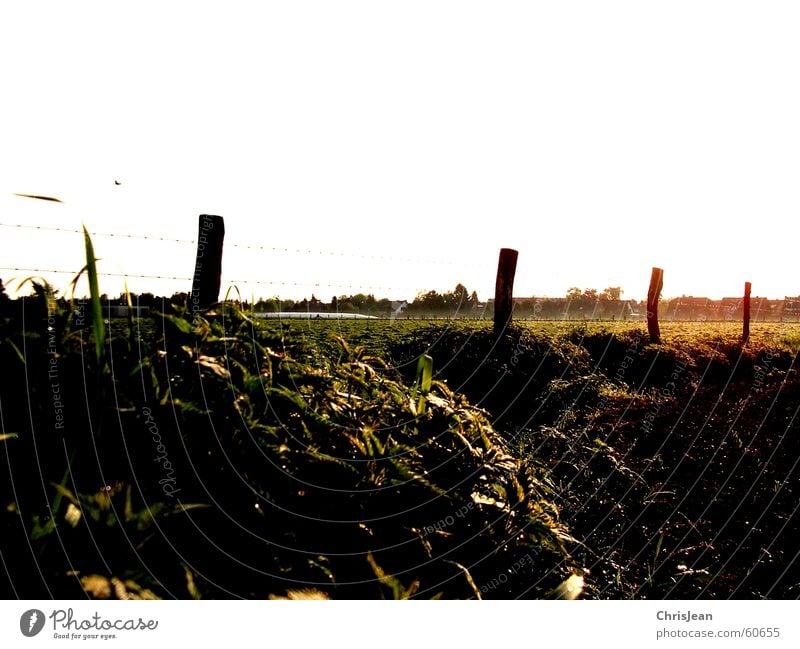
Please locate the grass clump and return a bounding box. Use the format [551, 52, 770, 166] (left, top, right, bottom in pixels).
[0, 286, 582, 599]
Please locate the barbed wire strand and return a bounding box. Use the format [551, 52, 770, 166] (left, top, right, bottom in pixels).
[0, 267, 437, 294]
[0, 222, 490, 269]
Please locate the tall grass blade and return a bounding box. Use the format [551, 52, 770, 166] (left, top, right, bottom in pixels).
[124, 280, 135, 352]
[2, 338, 25, 364]
[82, 225, 105, 367]
[415, 354, 433, 394]
[445, 560, 482, 600]
[549, 573, 585, 600]
[183, 564, 202, 600]
[415, 353, 433, 413]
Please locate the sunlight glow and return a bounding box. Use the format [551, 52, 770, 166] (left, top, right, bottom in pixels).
[2, 2, 798, 301]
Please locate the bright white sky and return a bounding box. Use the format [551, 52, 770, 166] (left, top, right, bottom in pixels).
[1, 1, 799, 301]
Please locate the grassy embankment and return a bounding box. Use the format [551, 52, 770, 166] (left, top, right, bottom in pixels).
[3, 282, 799, 599]
[299, 318, 800, 598]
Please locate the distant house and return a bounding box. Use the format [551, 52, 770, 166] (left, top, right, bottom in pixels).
[718, 297, 742, 320]
[623, 300, 643, 319]
[666, 297, 714, 321]
[390, 300, 408, 318]
[783, 297, 800, 321]
[750, 298, 782, 320]
[714, 297, 783, 321]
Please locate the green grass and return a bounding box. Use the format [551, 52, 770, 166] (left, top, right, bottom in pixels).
[254, 319, 800, 357]
[1, 297, 582, 599]
[253, 316, 800, 599]
[5, 277, 800, 599]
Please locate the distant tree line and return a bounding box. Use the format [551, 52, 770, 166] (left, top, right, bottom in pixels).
[3, 277, 799, 321]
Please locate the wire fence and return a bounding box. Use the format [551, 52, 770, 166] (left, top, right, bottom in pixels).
[0, 220, 495, 303]
[2, 220, 800, 325]
[0, 222, 486, 268]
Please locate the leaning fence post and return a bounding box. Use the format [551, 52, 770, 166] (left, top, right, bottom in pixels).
[742, 281, 751, 344]
[647, 267, 664, 344]
[190, 214, 225, 320]
[493, 248, 518, 336]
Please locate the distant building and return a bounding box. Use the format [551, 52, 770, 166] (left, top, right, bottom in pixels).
[718, 297, 742, 320]
[783, 297, 800, 321]
[390, 300, 408, 318]
[666, 297, 713, 321]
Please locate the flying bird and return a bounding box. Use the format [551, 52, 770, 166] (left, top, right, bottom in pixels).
[12, 193, 63, 203]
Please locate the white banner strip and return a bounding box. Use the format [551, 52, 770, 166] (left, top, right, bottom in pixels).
[1, 600, 798, 648]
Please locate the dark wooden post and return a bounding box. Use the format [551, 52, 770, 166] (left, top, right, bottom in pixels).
[647, 267, 664, 344]
[493, 248, 518, 336]
[742, 281, 751, 343]
[190, 214, 225, 318]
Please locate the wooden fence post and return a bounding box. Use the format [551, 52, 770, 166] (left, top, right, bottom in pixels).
[742, 281, 751, 343]
[190, 214, 225, 319]
[494, 248, 518, 336]
[647, 267, 664, 344]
